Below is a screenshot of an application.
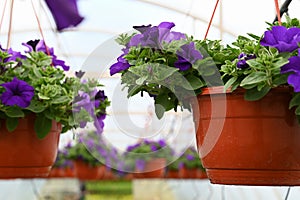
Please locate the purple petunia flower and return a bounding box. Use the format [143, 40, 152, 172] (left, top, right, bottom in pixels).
[86, 138, 95, 149]
[73, 91, 94, 113]
[45, 0, 84, 32]
[97, 146, 108, 157]
[0, 45, 26, 63]
[281, 49, 300, 92]
[75, 70, 85, 78]
[126, 143, 141, 151]
[109, 50, 131, 75]
[237, 53, 256, 69]
[129, 22, 186, 49]
[186, 154, 195, 161]
[150, 144, 157, 151]
[94, 113, 106, 134]
[158, 139, 166, 147]
[178, 162, 184, 169]
[174, 42, 203, 71]
[73, 91, 95, 128]
[95, 90, 107, 102]
[22, 39, 70, 71]
[260, 26, 300, 53]
[135, 159, 146, 171]
[0, 77, 34, 108]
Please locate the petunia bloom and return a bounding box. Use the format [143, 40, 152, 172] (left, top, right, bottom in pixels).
[281, 49, 300, 92]
[23, 40, 70, 71]
[260, 26, 300, 53]
[186, 154, 195, 161]
[126, 143, 141, 152]
[0, 45, 25, 63]
[0, 77, 34, 108]
[135, 159, 146, 171]
[158, 139, 166, 147]
[94, 113, 106, 134]
[109, 50, 131, 75]
[129, 22, 186, 48]
[150, 144, 157, 151]
[45, 0, 84, 32]
[174, 42, 203, 71]
[237, 53, 256, 69]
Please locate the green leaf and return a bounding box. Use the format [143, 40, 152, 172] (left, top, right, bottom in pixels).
[295, 106, 300, 115]
[136, 76, 148, 85]
[26, 101, 46, 113]
[155, 64, 178, 81]
[181, 74, 204, 90]
[154, 104, 165, 120]
[34, 115, 52, 139]
[224, 76, 237, 91]
[33, 67, 42, 78]
[5, 117, 19, 132]
[289, 93, 300, 109]
[38, 93, 51, 100]
[127, 85, 143, 97]
[273, 58, 289, 69]
[5, 107, 25, 118]
[240, 72, 268, 86]
[244, 86, 271, 101]
[246, 59, 265, 69]
[155, 93, 174, 112]
[52, 96, 70, 104]
[193, 57, 217, 76]
[272, 74, 288, 86]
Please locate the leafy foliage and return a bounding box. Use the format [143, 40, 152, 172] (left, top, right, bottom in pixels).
[0, 40, 110, 138]
[111, 18, 300, 122]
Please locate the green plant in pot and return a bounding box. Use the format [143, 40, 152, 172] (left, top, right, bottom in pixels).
[124, 139, 174, 178]
[110, 18, 300, 186]
[167, 146, 206, 179]
[179, 147, 206, 179]
[49, 147, 75, 178]
[67, 130, 120, 180]
[0, 39, 109, 178]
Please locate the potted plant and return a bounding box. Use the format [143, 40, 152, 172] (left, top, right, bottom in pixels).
[67, 137, 105, 181]
[165, 155, 185, 179]
[124, 139, 174, 178]
[166, 146, 206, 179]
[179, 147, 207, 179]
[67, 131, 120, 181]
[48, 148, 75, 178]
[0, 39, 110, 178]
[110, 18, 300, 185]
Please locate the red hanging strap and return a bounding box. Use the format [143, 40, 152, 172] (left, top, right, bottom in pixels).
[204, 0, 220, 40]
[30, 0, 51, 56]
[0, 0, 8, 34]
[274, 0, 282, 25]
[6, 0, 14, 49]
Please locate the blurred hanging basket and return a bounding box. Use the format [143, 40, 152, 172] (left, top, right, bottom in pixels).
[73, 160, 106, 181]
[133, 158, 167, 179]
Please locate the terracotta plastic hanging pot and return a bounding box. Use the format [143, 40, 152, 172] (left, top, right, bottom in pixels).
[133, 158, 166, 179]
[166, 169, 182, 179]
[74, 160, 105, 180]
[192, 86, 300, 186]
[48, 166, 75, 178]
[181, 167, 208, 179]
[0, 115, 61, 178]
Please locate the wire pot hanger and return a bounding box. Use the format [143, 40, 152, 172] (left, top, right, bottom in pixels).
[0, 0, 50, 55]
[273, 0, 293, 23]
[204, 0, 285, 40]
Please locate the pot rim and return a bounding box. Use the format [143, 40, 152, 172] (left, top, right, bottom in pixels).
[200, 85, 293, 95]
